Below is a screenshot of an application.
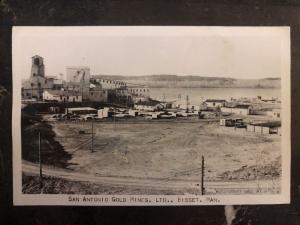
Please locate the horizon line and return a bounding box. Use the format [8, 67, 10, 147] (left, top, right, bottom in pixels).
[91, 74, 281, 80]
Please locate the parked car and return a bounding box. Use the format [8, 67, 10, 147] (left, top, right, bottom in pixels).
[235, 122, 247, 128]
[82, 115, 94, 121]
[70, 114, 81, 121]
[176, 111, 188, 117]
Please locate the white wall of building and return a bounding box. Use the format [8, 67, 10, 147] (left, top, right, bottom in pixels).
[43, 90, 82, 102]
[66, 67, 90, 84]
[221, 107, 249, 115]
[98, 108, 110, 118]
[206, 102, 225, 108]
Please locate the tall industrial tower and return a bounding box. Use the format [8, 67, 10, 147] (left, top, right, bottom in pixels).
[31, 55, 45, 78]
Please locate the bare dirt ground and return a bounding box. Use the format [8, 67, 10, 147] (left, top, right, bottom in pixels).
[54, 121, 280, 178]
[22, 119, 281, 194]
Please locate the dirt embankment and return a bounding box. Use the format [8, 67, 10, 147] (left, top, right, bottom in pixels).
[22, 105, 72, 168]
[220, 158, 281, 181]
[22, 173, 183, 195]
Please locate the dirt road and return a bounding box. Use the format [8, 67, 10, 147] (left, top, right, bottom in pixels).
[23, 160, 280, 194]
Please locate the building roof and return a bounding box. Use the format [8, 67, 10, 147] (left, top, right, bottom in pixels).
[205, 99, 226, 103]
[222, 104, 252, 109]
[135, 100, 162, 106]
[67, 107, 96, 111]
[32, 55, 43, 59]
[234, 104, 252, 109]
[250, 121, 281, 128]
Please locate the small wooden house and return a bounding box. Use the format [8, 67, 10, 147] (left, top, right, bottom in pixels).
[221, 104, 253, 115]
[205, 99, 226, 108]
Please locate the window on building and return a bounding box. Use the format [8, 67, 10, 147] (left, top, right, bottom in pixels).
[31, 83, 34, 87]
[34, 58, 40, 65]
[60, 96, 62, 100]
[45, 80, 47, 84]
[91, 92, 94, 96]
[38, 82, 41, 87]
[33, 73, 37, 77]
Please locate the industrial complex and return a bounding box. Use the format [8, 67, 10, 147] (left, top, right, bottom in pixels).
[22, 55, 281, 135]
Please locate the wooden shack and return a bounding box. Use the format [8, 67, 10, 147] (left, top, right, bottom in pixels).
[246, 121, 281, 135]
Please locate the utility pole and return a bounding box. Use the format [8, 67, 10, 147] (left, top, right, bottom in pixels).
[201, 155, 205, 195]
[125, 93, 128, 109]
[38, 132, 43, 193]
[186, 95, 189, 113]
[177, 94, 181, 109]
[178, 94, 181, 101]
[114, 107, 116, 129]
[91, 120, 94, 153]
[65, 88, 69, 115]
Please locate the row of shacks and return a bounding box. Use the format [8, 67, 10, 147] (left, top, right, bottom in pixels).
[220, 118, 281, 135]
[246, 121, 281, 135]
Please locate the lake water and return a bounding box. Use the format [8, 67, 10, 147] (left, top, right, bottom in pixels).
[150, 87, 280, 105]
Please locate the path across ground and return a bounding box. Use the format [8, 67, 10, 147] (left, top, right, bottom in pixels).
[22, 160, 279, 194]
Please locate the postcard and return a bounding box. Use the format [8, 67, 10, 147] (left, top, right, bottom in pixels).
[12, 26, 290, 205]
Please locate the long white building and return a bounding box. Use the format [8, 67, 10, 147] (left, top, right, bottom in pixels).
[43, 90, 82, 102]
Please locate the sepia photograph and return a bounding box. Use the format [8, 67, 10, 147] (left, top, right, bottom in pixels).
[12, 26, 290, 205]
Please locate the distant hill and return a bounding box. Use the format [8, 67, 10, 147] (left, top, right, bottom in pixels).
[92, 75, 280, 88]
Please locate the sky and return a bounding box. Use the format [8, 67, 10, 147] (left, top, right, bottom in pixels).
[13, 27, 289, 80]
